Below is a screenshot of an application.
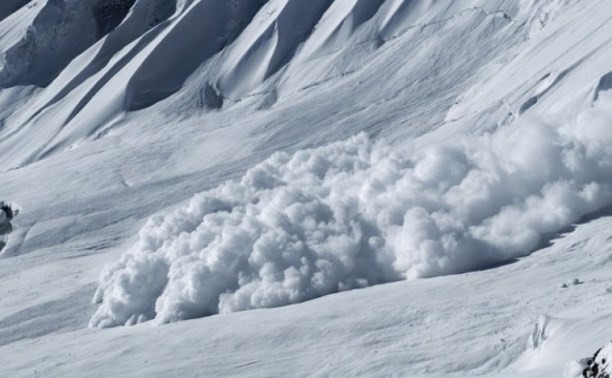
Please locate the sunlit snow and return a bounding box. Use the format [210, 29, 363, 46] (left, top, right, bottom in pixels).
[1, 1, 612, 377]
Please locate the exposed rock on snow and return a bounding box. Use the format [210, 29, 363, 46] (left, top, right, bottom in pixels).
[94, 0, 138, 37]
[0, 201, 17, 253]
[197, 83, 224, 109]
[561, 278, 584, 288]
[583, 343, 612, 378]
[565, 342, 612, 378]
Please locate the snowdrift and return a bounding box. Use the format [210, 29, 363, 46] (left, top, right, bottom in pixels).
[90, 92, 612, 328]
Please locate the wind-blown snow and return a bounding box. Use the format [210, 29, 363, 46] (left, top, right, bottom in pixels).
[90, 92, 612, 328]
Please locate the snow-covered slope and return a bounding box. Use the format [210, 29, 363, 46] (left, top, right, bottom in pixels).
[1, 0, 612, 377]
[0, 0, 587, 170]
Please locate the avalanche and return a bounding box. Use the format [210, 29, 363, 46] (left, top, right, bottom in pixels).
[91, 93, 612, 327]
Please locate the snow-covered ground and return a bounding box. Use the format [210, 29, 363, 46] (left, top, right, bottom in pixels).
[1, 0, 612, 377]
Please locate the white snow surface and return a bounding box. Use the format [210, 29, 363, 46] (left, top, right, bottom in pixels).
[1, 0, 612, 377]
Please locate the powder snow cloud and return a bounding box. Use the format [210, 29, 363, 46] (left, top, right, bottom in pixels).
[90, 93, 612, 328]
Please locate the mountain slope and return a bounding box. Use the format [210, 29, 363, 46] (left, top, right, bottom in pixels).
[1, 0, 612, 377]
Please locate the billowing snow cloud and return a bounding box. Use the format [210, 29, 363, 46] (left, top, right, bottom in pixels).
[90, 94, 612, 328]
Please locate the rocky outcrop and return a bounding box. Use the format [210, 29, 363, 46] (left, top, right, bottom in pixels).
[0, 202, 17, 253]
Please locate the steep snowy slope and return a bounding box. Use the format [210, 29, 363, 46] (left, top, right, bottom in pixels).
[0, 0, 580, 169]
[1, 0, 612, 377]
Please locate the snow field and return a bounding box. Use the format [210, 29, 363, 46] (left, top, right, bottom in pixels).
[90, 92, 612, 327]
